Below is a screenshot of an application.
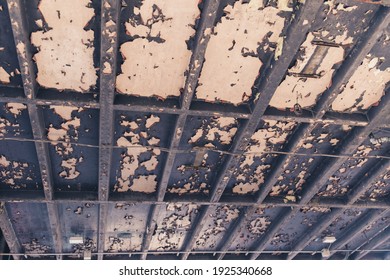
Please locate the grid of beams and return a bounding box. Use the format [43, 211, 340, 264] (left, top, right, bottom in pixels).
[0, 0, 389, 260]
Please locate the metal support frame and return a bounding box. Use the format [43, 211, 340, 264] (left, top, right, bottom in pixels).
[351, 226, 390, 259]
[141, 0, 222, 259]
[97, 0, 121, 260]
[181, 0, 325, 260]
[324, 209, 390, 259]
[250, 92, 390, 260]
[286, 159, 390, 260]
[0, 0, 388, 261]
[0, 203, 21, 260]
[247, 7, 390, 260]
[6, 0, 63, 260]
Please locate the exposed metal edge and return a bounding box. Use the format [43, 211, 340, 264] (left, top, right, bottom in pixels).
[0, 203, 21, 260]
[98, 0, 120, 201]
[0, 197, 389, 209]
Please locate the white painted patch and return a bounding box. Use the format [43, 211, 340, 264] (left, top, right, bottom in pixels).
[116, 0, 200, 99]
[269, 33, 345, 109]
[196, 2, 286, 105]
[31, 0, 97, 92]
[332, 57, 390, 112]
[6, 103, 27, 116]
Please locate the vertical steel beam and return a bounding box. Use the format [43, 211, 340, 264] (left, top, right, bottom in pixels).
[0, 203, 21, 260]
[97, 0, 121, 260]
[6, 0, 63, 259]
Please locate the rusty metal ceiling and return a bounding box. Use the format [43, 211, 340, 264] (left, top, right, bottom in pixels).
[0, 0, 389, 260]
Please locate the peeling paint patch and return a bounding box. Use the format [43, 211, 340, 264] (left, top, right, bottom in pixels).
[270, 33, 345, 110]
[196, 2, 286, 105]
[23, 238, 51, 256]
[0, 154, 35, 188]
[116, 0, 200, 99]
[0, 66, 10, 83]
[150, 204, 198, 251]
[196, 205, 239, 249]
[72, 238, 96, 255]
[243, 121, 295, 166]
[362, 170, 390, 201]
[232, 165, 270, 194]
[31, 0, 97, 92]
[47, 106, 82, 180]
[5, 103, 27, 116]
[248, 217, 271, 235]
[332, 57, 390, 112]
[230, 121, 295, 195]
[189, 117, 238, 148]
[114, 115, 162, 193]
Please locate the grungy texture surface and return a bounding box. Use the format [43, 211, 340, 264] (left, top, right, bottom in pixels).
[189, 117, 238, 148]
[269, 33, 345, 110]
[196, 1, 286, 105]
[47, 106, 83, 180]
[332, 56, 390, 112]
[114, 115, 162, 193]
[230, 121, 296, 195]
[31, 0, 97, 92]
[116, 0, 200, 98]
[149, 203, 198, 251]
